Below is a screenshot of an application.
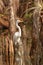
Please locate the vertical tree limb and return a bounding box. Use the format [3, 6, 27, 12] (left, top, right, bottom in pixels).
[9, 0, 19, 65]
[31, 0, 42, 65]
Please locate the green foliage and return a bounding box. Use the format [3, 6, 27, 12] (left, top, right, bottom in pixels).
[24, 12, 33, 29]
[24, 13, 32, 18]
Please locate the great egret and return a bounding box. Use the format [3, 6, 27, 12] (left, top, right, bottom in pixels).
[13, 18, 23, 45]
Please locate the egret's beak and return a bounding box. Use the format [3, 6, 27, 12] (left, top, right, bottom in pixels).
[16, 17, 23, 23]
[18, 19, 23, 23]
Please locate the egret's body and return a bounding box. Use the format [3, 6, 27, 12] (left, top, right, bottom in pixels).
[13, 19, 24, 65]
[13, 19, 22, 45]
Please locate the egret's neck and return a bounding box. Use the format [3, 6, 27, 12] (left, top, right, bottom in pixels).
[16, 21, 21, 36]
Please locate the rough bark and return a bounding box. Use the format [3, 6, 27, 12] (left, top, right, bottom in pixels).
[0, 0, 5, 13]
[9, 0, 19, 65]
[30, 0, 42, 65]
[22, 24, 32, 65]
[39, 9, 43, 65]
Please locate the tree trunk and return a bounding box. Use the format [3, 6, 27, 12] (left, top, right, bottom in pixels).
[22, 24, 32, 65]
[30, 0, 42, 65]
[9, 0, 19, 65]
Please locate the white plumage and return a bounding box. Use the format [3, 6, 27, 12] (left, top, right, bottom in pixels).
[13, 19, 22, 45]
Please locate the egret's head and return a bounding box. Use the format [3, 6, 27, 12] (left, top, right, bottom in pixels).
[16, 17, 23, 23]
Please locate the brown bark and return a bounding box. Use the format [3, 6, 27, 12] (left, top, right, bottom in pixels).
[0, 17, 9, 28]
[22, 24, 32, 65]
[8, 38, 14, 65]
[5, 36, 9, 65]
[30, 0, 42, 65]
[9, 0, 19, 34]
[9, 0, 20, 65]
[0, 0, 5, 13]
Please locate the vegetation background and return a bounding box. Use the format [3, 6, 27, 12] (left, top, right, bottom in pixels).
[0, 0, 43, 65]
